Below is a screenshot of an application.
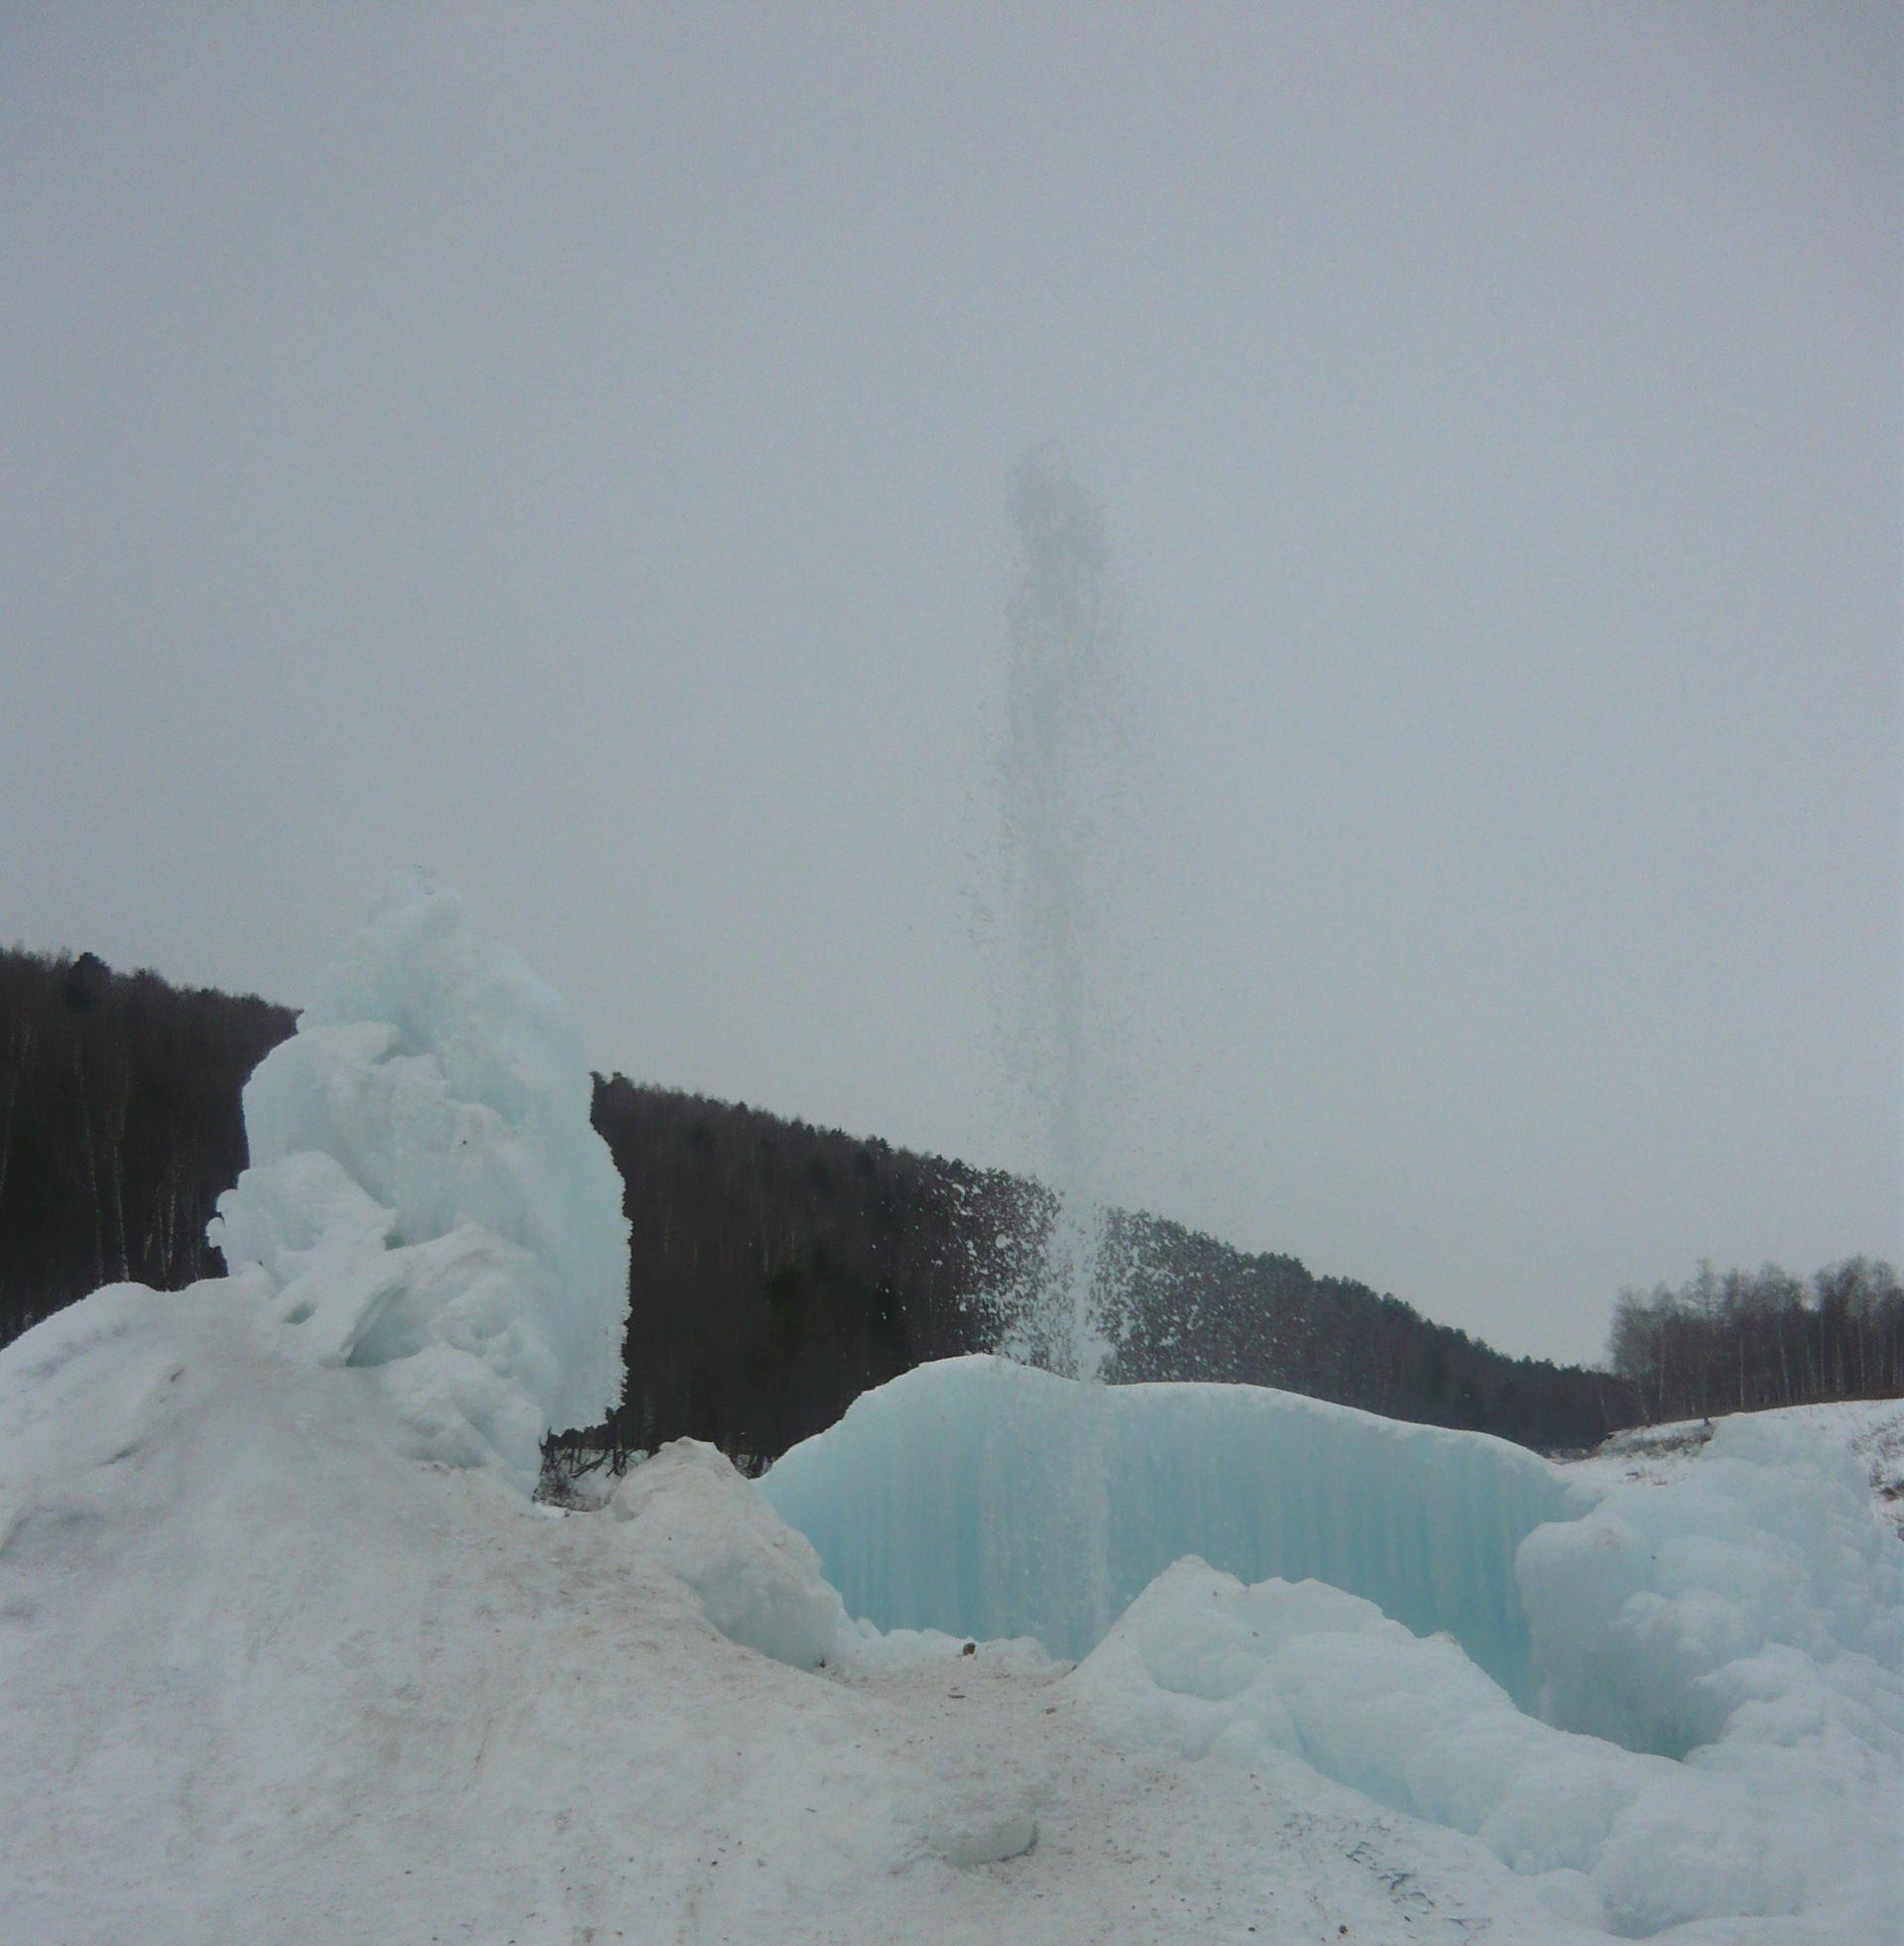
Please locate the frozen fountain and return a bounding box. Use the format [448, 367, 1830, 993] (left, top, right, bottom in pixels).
[206, 877, 632, 1493]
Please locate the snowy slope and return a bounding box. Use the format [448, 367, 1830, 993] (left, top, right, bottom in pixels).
[1565, 1399, 1904, 1537]
[1, 1284, 1594, 1946]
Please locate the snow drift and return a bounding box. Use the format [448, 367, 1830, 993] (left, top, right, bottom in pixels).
[206, 880, 631, 1490]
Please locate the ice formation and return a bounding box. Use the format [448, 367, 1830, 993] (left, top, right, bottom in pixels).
[1070, 1412, 1904, 1937]
[207, 880, 630, 1490]
[608, 1437, 1062, 1682]
[761, 1354, 1587, 1694]
[764, 1359, 1904, 1937]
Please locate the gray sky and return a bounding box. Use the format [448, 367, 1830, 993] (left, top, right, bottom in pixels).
[3, 4, 1898, 1364]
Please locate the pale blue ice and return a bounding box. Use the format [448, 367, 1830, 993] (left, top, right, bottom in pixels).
[762, 1353, 1590, 1699]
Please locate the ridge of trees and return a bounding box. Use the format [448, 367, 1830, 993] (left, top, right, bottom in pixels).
[584, 1079, 1635, 1463]
[2, 945, 1891, 1464]
[1606, 1260, 1903, 1425]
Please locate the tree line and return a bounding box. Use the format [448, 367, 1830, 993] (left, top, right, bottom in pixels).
[2, 944, 1892, 1461]
[582, 1082, 1636, 1462]
[0, 947, 294, 1345]
[1606, 1259, 1903, 1424]
[1094, 1207, 1634, 1452]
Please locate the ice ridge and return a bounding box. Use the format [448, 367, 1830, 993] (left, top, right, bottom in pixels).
[761, 1354, 1587, 1696]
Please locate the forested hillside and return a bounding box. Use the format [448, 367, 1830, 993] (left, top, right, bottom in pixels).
[0, 949, 295, 1343]
[587, 1082, 1637, 1460]
[21, 944, 1880, 1464]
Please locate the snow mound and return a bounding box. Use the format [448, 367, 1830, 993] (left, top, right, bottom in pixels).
[1519, 1411, 1904, 1756]
[611, 1440, 850, 1669]
[208, 882, 630, 1491]
[5, 1291, 1898, 1936]
[761, 1354, 1586, 1694]
[1067, 1415, 1904, 1939]
[920, 1796, 1039, 1869]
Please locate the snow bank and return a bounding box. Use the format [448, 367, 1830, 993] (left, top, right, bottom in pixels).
[761, 1355, 1586, 1693]
[1521, 1410, 1904, 1758]
[208, 881, 630, 1490]
[610, 1440, 851, 1669]
[1067, 1414, 1904, 1938]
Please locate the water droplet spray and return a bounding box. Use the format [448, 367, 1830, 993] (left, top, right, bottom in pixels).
[988, 445, 1132, 1390]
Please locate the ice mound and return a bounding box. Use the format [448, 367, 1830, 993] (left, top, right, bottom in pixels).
[1067, 1418, 1904, 1938]
[761, 1355, 1586, 1693]
[208, 881, 631, 1490]
[765, 1359, 1903, 1935]
[1519, 1410, 1904, 1758]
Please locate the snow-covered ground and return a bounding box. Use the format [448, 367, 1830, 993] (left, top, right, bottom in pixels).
[2, 892, 1899, 1943]
[4, 1288, 1899, 1945]
[0, 1290, 1606, 1944]
[1567, 1400, 1904, 1537]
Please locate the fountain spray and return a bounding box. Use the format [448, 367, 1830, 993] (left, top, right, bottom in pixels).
[992, 445, 1130, 1383]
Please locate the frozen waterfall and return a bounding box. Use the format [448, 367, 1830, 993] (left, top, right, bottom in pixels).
[761, 1354, 1588, 1696]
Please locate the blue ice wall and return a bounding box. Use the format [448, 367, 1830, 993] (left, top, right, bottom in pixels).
[761, 1357, 1591, 1701]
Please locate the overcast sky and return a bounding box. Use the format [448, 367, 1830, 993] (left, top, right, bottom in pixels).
[3, 5, 1898, 1363]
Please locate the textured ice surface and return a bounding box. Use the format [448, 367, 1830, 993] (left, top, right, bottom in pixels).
[762, 1355, 1588, 1695]
[1520, 1409, 1904, 1758]
[1071, 1415, 1904, 1938]
[208, 881, 630, 1489]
